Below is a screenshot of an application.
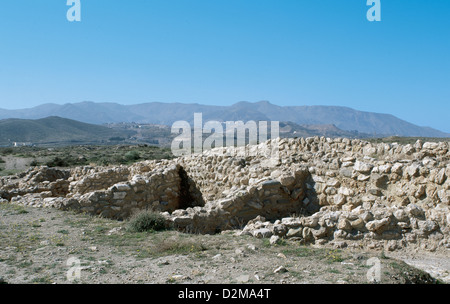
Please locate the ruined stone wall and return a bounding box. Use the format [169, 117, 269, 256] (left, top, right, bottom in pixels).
[1, 137, 449, 250]
[169, 137, 449, 250]
[277, 137, 450, 211]
[68, 166, 131, 195]
[235, 138, 450, 251]
[0, 167, 71, 200]
[68, 164, 183, 219]
[167, 166, 311, 233]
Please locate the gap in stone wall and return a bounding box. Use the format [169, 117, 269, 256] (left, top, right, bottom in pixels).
[177, 166, 205, 210]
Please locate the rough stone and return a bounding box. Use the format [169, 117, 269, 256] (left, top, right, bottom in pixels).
[365, 218, 390, 233]
[286, 227, 303, 238]
[1, 136, 448, 251]
[252, 228, 273, 239]
[354, 161, 373, 174]
[269, 235, 281, 245]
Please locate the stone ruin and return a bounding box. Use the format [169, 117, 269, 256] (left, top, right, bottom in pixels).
[1, 137, 449, 252]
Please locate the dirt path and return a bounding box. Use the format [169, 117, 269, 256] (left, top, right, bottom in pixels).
[0, 202, 445, 284]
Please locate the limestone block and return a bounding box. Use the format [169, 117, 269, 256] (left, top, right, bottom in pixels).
[252, 228, 273, 238]
[354, 161, 373, 174]
[365, 218, 391, 233]
[286, 227, 303, 238]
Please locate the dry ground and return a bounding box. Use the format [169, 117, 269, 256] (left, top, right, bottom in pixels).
[0, 202, 447, 285]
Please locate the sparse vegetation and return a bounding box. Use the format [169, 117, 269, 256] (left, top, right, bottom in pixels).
[126, 211, 167, 233]
[124, 150, 141, 162]
[0, 202, 444, 284]
[46, 157, 72, 168]
[0, 148, 14, 156]
[326, 249, 345, 263]
[0, 144, 173, 170]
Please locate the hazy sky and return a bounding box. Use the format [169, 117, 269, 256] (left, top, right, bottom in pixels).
[0, 1, 449, 132]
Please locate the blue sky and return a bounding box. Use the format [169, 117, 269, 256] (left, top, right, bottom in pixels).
[0, 0, 449, 132]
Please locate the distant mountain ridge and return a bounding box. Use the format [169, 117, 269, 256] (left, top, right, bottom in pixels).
[0, 101, 448, 137]
[0, 116, 369, 147]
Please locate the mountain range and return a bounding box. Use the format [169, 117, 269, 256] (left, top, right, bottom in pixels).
[0, 117, 369, 147]
[0, 101, 448, 138]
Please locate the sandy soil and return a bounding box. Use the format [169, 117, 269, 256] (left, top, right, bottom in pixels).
[0, 202, 447, 285]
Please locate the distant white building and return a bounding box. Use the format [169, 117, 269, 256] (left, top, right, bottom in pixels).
[13, 142, 33, 147]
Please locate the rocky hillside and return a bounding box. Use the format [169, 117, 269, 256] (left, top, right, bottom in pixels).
[1, 137, 449, 255]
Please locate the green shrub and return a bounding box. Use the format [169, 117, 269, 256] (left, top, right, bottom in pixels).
[109, 137, 125, 141]
[111, 155, 127, 164]
[127, 211, 167, 232]
[97, 157, 110, 166]
[0, 148, 14, 156]
[124, 151, 140, 162]
[46, 157, 69, 167]
[45, 156, 87, 167]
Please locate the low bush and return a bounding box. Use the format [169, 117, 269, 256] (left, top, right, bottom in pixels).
[0, 148, 14, 156]
[124, 151, 141, 162]
[46, 157, 69, 168]
[127, 211, 167, 232]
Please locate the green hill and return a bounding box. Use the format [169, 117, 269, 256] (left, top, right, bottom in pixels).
[0, 116, 136, 146]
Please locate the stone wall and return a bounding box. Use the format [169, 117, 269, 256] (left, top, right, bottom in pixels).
[1, 136, 449, 250]
[167, 166, 311, 233]
[69, 164, 183, 219]
[68, 166, 131, 195]
[0, 167, 71, 200]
